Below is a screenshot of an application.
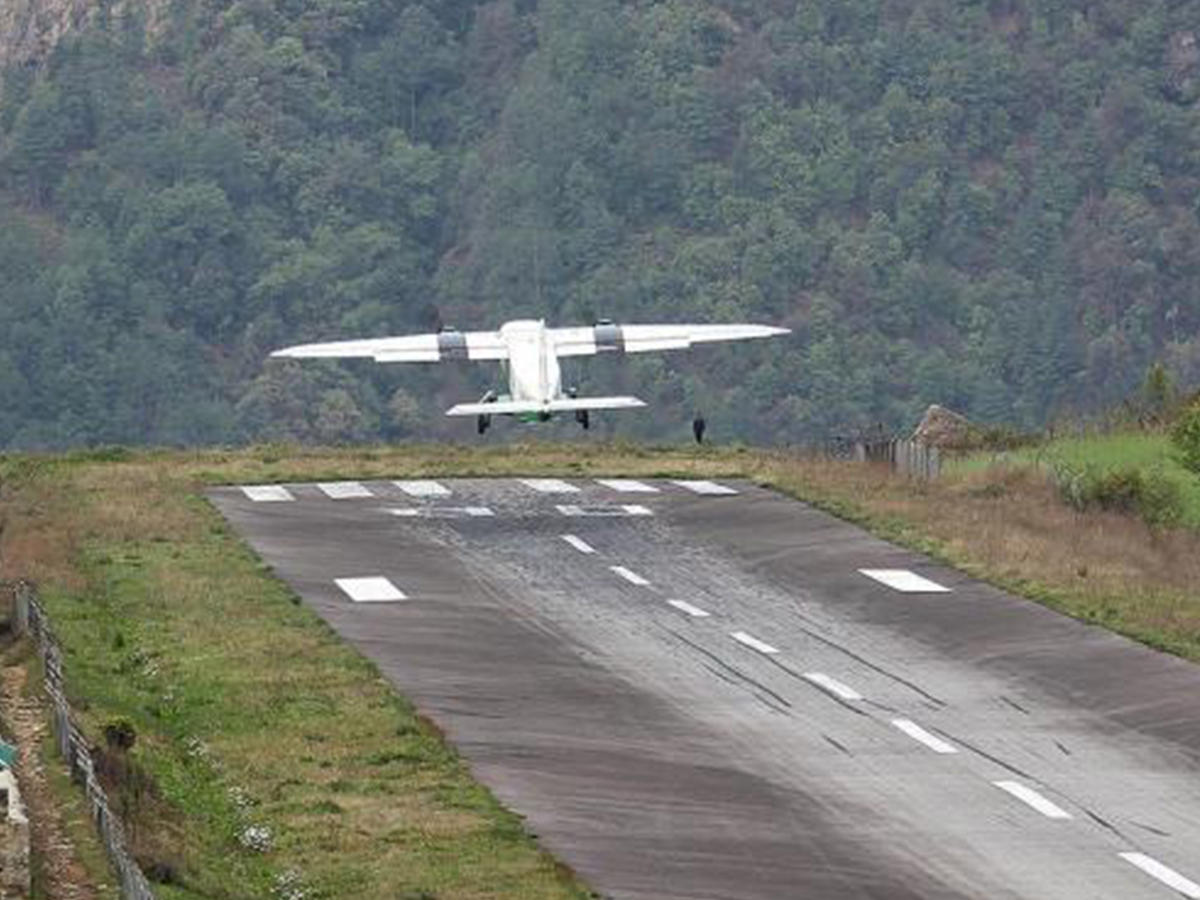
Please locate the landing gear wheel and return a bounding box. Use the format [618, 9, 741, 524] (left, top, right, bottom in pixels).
[477, 414, 491, 435]
[576, 409, 590, 430]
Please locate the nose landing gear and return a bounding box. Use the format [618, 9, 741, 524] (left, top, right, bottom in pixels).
[575, 409, 590, 430]
[477, 390, 498, 435]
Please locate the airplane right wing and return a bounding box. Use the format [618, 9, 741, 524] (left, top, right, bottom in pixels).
[552, 323, 789, 357]
[271, 329, 508, 363]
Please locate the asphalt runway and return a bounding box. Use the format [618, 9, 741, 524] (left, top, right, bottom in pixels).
[209, 478, 1200, 900]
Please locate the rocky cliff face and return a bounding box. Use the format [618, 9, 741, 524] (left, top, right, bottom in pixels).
[0, 0, 95, 72]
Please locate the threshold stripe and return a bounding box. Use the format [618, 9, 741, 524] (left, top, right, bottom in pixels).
[317, 481, 373, 499]
[395, 479, 450, 497]
[672, 480, 738, 495]
[596, 479, 660, 493]
[521, 478, 580, 493]
[241, 485, 294, 502]
[859, 569, 950, 593]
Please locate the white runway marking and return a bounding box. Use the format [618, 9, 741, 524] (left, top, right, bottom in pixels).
[521, 478, 580, 493]
[395, 479, 451, 497]
[335, 577, 406, 602]
[859, 569, 951, 593]
[992, 781, 1072, 820]
[610, 566, 650, 586]
[595, 479, 660, 493]
[317, 481, 373, 499]
[386, 506, 493, 518]
[1119, 853, 1200, 899]
[672, 479, 738, 495]
[241, 485, 294, 502]
[561, 534, 596, 554]
[667, 600, 710, 618]
[803, 673, 863, 701]
[731, 631, 780, 655]
[556, 504, 654, 517]
[891, 719, 958, 754]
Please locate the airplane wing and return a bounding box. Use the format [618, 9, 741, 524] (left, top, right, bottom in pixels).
[552, 323, 789, 357]
[271, 330, 507, 363]
[446, 396, 646, 416]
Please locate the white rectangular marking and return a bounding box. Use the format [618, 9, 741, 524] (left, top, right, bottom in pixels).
[596, 479, 660, 493]
[561, 534, 596, 554]
[335, 577, 406, 603]
[992, 781, 1072, 820]
[395, 479, 451, 497]
[387, 508, 422, 517]
[317, 481, 373, 499]
[610, 566, 650, 586]
[667, 600, 710, 618]
[731, 631, 780, 655]
[1119, 853, 1200, 899]
[464, 506, 495, 517]
[672, 479, 738, 495]
[891, 719, 958, 754]
[623, 504, 653, 516]
[803, 673, 863, 701]
[521, 478, 580, 493]
[556, 504, 653, 517]
[241, 485, 294, 502]
[386, 506, 493, 518]
[859, 569, 951, 593]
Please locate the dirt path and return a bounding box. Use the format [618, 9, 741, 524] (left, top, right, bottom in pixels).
[0, 662, 100, 899]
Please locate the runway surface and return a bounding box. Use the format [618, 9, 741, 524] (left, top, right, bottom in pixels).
[209, 478, 1200, 900]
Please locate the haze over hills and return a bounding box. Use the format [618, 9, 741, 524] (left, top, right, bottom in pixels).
[1, 0, 1199, 448]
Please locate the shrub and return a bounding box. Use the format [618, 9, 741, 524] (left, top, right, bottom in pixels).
[1052, 461, 1183, 528]
[1172, 398, 1200, 475]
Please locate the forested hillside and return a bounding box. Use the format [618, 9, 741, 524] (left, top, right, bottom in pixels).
[2, 0, 1200, 447]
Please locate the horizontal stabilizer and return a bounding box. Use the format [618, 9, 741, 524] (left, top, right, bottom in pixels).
[446, 396, 646, 417]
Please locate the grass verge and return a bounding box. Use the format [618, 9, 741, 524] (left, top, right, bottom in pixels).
[0, 441, 1197, 896]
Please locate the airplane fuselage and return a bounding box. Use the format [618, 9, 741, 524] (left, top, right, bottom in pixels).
[498, 320, 563, 405]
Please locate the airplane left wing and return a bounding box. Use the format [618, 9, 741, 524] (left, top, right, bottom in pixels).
[271, 330, 508, 363]
[552, 323, 789, 357]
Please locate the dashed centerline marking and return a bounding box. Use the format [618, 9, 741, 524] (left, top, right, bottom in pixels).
[672, 479, 738, 495]
[731, 631, 780, 655]
[891, 718, 958, 754]
[859, 569, 950, 593]
[595, 478, 660, 493]
[395, 479, 451, 497]
[1119, 853, 1200, 899]
[335, 577, 406, 603]
[241, 485, 295, 502]
[667, 600, 710, 618]
[610, 566, 650, 586]
[561, 534, 596, 554]
[992, 781, 1072, 820]
[803, 673, 863, 701]
[521, 478, 580, 493]
[317, 481, 373, 499]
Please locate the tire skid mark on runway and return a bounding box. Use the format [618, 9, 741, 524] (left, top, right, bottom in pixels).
[794, 623, 947, 707]
[936, 729, 1037, 781]
[823, 734, 853, 756]
[664, 627, 793, 710]
[1129, 820, 1171, 838]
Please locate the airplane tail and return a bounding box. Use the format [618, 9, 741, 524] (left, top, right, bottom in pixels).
[446, 396, 646, 416]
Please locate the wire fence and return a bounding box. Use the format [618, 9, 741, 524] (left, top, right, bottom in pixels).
[12, 582, 156, 900]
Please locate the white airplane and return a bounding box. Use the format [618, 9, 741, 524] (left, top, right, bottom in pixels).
[271, 318, 789, 433]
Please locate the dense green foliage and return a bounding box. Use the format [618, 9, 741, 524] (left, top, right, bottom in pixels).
[3, 0, 1200, 447]
[1173, 397, 1200, 474]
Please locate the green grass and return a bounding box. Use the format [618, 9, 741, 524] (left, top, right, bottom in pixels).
[1006, 432, 1200, 528]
